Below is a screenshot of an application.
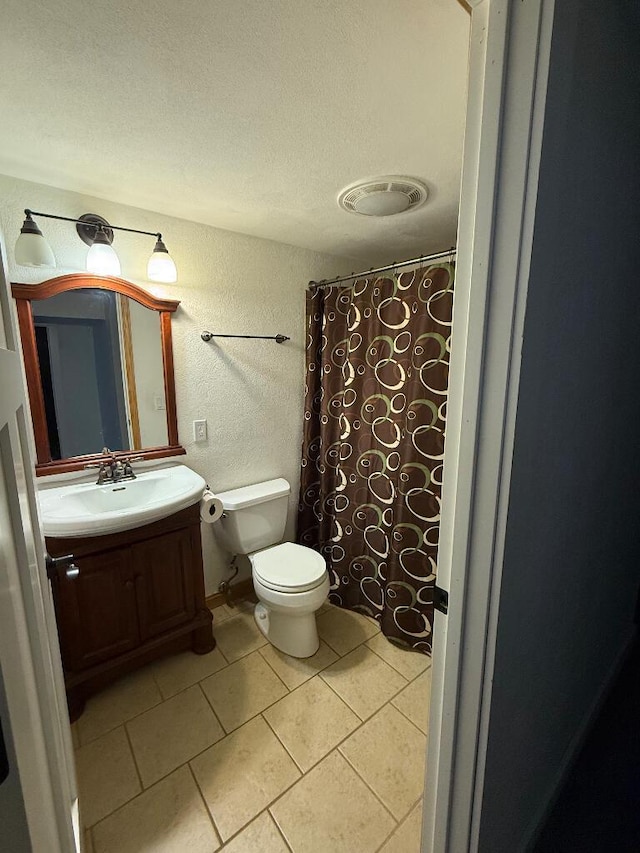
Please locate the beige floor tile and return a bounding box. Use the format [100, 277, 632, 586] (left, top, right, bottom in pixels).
[365, 633, 432, 681]
[72, 722, 80, 750]
[200, 651, 288, 732]
[264, 676, 360, 771]
[221, 811, 288, 852]
[92, 765, 220, 853]
[75, 726, 141, 827]
[340, 704, 426, 820]
[151, 646, 228, 699]
[77, 668, 162, 745]
[320, 645, 407, 720]
[379, 799, 423, 853]
[270, 750, 395, 853]
[191, 715, 300, 841]
[316, 606, 380, 656]
[391, 669, 432, 734]
[210, 603, 235, 624]
[127, 685, 224, 786]
[214, 611, 268, 662]
[259, 640, 338, 690]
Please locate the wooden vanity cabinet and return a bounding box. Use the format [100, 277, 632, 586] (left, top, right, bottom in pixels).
[46, 503, 215, 720]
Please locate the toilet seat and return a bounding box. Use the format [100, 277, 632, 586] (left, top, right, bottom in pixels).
[251, 542, 326, 593]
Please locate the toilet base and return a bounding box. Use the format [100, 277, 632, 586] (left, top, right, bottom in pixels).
[254, 601, 320, 659]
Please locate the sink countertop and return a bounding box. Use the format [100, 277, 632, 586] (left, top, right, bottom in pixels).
[38, 463, 206, 538]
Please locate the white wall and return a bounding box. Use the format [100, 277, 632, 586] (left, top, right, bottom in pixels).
[0, 174, 354, 594]
[478, 2, 640, 849]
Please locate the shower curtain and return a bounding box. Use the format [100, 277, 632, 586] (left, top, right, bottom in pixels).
[297, 263, 454, 653]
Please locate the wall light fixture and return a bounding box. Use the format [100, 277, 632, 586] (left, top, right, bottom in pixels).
[15, 209, 178, 283]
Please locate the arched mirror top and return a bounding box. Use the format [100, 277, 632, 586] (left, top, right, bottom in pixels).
[11, 273, 184, 476]
[11, 273, 180, 312]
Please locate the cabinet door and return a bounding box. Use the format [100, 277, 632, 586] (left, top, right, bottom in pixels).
[132, 527, 196, 640]
[52, 548, 139, 672]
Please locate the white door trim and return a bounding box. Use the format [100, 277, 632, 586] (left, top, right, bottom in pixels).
[423, 0, 556, 849]
[0, 233, 78, 852]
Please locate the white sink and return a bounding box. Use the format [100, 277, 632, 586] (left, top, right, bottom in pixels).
[38, 464, 206, 538]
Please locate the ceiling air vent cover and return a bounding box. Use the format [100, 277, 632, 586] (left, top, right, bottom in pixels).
[338, 176, 429, 217]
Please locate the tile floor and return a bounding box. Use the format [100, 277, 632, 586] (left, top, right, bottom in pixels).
[74, 598, 432, 853]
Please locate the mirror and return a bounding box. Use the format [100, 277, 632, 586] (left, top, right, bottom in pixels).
[12, 274, 184, 475]
[32, 289, 167, 458]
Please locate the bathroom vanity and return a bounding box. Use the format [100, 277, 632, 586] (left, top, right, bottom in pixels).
[10, 273, 215, 720]
[46, 503, 214, 720]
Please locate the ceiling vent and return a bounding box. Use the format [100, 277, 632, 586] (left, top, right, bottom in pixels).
[338, 177, 429, 217]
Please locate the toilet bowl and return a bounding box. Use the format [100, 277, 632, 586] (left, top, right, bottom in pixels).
[250, 541, 329, 658]
[214, 478, 329, 658]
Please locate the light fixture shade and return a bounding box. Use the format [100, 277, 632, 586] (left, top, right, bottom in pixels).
[86, 230, 121, 276]
[14, 214, 56, 267]
[147, 237, 177, 283]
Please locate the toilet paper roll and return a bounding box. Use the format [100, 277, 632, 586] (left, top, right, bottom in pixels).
[200, 490, 224, 523]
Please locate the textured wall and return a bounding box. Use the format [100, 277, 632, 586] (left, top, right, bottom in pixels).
[0, 174, 354, 593]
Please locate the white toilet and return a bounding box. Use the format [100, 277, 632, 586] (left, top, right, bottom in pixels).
[215, 478, 329, 658]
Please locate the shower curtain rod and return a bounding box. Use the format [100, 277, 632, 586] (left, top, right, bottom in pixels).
[309, 246, 456, 288]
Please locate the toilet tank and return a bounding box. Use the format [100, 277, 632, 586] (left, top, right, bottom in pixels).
[215, 478, 291, 554]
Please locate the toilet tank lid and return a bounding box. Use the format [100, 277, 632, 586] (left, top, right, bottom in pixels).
[216, 478, 291, 510]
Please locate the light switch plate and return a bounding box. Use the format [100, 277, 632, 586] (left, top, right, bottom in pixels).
[193, 419, 207, 442]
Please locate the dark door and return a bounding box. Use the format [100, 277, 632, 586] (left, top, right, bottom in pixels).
[133, 528, 196, 640]
[52, 547, 139, 671]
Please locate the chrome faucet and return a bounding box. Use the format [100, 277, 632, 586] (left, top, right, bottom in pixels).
[85, 448, 143, 485]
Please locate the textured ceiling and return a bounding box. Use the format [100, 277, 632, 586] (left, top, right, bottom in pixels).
[0, 1, 469, 262]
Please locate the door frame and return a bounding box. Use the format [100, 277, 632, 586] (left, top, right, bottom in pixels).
[423, 0, 556, 849]
[0, 233, 78, 851]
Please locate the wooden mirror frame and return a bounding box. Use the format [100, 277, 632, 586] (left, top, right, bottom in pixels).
[11, 273, 185, 476]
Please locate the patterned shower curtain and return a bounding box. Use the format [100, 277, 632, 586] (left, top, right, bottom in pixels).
[297, 264, 454, 653]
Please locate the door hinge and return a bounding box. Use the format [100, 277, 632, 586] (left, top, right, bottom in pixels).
[434, 585, 449, 615]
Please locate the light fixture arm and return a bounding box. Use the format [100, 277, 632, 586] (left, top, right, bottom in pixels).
[24, 209, 162, 240]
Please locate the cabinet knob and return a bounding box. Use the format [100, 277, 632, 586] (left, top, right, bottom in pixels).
[45, 552, 76, 581]
[125, 580, 134, 590]
[66, 564, 80, 580]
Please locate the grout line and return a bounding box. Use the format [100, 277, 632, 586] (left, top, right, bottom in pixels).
[215, 642, 231, 665]
[268, 806, 295, 852]
[268, 807, 295, 852]
[265, 746, 399, 845]
[318, 654, 412, 723]
[390, 697, 430, 739]
[213, 806, 293, 852]
[79, 599, 429, 843]
[196, 651, 292, 736]
[147, 663, 166, 702]
[254, 649, 301, 694]
[260, 712, 306, 774]
[338, 746, 399, 826]
[195, 680, 226, 731]
[75, 680, 166, 748]
[186, 761, 223, 846]
[122, 723, 144, 792]
[374, 793, 424, 853]
[85, 725, 231, 834]
[364, 639, 432, 681]
[256, 640, 341, 687]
